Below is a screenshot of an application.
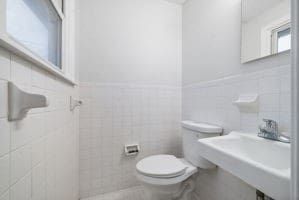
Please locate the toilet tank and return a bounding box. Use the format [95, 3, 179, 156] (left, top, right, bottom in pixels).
[182, 121, 223, 169]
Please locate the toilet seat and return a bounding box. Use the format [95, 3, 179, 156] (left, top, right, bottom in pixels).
[136, 155, 187, 178]
[136, 157, 197, 186]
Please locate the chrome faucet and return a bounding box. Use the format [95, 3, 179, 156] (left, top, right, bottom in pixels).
[258, 119, 290, 143]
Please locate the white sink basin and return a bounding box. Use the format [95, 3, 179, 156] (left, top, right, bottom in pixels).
[197, 131, 290, 200]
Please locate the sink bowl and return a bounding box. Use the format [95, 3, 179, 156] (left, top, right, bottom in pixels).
[197, 131, 290, 200]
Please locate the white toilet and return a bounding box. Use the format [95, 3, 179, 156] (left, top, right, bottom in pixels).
[136, 121, 223, 200]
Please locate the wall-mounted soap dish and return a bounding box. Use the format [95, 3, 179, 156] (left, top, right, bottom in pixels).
[233, 94, 259, 113]
[8, 82, 49, 121]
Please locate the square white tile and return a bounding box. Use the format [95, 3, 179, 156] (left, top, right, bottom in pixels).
[0, 48, 11, 81]
[10, 145, 32, 184]
[0, 155, 9, 196]
[0, 119, 10, 157]
[10, 173, 31, 200]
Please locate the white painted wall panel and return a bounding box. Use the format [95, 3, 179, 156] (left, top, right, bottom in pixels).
[76, 0, 182, 86]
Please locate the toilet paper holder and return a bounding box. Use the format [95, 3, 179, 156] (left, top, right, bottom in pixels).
[124, 144, 140, 156]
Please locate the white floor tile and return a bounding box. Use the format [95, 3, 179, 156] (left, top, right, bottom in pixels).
[82, 186, 149, 200]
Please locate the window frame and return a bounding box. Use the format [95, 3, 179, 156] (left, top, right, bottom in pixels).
[0, 0, 76, 85]
[271, 22, 291, 54]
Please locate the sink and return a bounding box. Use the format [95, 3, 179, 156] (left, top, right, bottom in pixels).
[197, 131, 290, 200]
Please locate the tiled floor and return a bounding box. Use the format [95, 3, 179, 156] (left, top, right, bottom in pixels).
[82, 186, 149, 200]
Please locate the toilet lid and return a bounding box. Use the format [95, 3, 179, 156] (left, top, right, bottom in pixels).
[136, 155, 187, 178]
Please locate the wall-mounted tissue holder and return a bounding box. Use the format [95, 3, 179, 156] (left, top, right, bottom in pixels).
[70, 97, 83, 111]
[8, 82, 49, 121]
[124, 144, 140, 156]
[233, 94, 259, 113]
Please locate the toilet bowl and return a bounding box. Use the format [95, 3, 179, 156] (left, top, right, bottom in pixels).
[136, 155, 197, 200]
[136, 121, 223, 200]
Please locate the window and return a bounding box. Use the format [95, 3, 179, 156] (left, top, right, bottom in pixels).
[6, 0, 62, 68]
[271, 23, 291, 54]
[277, 27, 291, 52]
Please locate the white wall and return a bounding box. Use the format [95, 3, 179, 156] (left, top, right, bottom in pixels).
[182, 0, 290, 85]
[0, 47, 79, 200]
[76, 0, 183, 198]
[183, 65, 291, 134]
[77, 0, 182, 86]
[182, 0, 291, 199]
[194, 168, 256, 200]
[183, 65, 291, 199]
[0, 1, 79, 199]
[79, 83, 181, 198]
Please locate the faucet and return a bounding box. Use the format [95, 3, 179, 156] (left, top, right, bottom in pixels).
[258, 119, 290, 143]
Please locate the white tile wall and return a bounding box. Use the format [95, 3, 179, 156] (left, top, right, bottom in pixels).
[194, 168, 256, 200]
[79, 83, 181, 198]
[10, 174, 31, 200]
[10, 145, 32, 185]
[0, 120, 10, 157]
[0, 156, 9, 195]
[32, 163, 46, 200]
[0, 192, 9, 200]
[183, 65, 291, 200]
[183, 65, 291, 134]
[0, 47, 79, 200]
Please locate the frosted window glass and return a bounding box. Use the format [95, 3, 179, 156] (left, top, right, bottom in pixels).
[277, 28, 291, 53]
[7, 0, 62, 68]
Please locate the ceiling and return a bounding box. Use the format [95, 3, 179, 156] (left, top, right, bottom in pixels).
[164, 0, 187, 5]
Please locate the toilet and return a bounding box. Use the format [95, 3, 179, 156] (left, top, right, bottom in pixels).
[136, 120, 223, 200]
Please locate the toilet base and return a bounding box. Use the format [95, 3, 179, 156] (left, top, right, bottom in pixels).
[141, 178, 195, 200]
[147, 192, 173, 200]
[136, 158, 198, 200]
[141, 181, 181, 200]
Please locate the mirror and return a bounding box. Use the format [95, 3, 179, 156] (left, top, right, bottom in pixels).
[241, 0, 291, 63]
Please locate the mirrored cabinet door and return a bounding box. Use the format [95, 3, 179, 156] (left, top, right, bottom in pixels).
[241, 0, 291, 63]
